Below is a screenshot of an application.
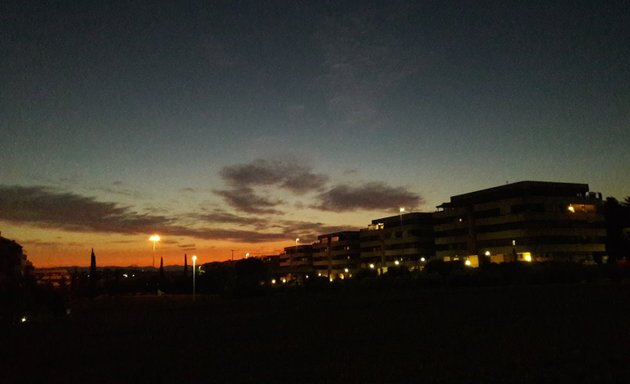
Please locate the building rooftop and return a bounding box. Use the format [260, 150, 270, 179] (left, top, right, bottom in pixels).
[438, 181, 590, 209]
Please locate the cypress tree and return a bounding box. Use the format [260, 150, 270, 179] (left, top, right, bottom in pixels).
[89, 248, 96, 296]
[184, 253, 188, 276]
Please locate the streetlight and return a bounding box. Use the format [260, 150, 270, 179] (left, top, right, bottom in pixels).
[399, 207, 405, 226]
[192, 255, 197, 301]
[149, 234, 160, 268]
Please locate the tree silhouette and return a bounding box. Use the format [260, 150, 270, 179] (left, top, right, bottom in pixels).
[604, 198, 630, 262]
[89, 248, 97, 296]
[184, 253, 188, 276]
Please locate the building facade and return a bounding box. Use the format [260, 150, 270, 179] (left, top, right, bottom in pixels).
[434, 181, 607, 264]
[312, 231, 360, 280]
[279, 244, 314, 282]
[359, 212, 435, 273]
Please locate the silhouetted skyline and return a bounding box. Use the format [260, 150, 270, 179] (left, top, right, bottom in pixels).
[1, 1, 629, 266]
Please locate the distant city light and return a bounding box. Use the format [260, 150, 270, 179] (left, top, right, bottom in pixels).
[271, 279, 276, 285]
[394, 260, 400, 266]
[420, 257, 426, 262]
[568, 205, 575, 213]
[464, 260, 472, 267]
[369, 263, 375, 269]
[21, 316, 27, 323]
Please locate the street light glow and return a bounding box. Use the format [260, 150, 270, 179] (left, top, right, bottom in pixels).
[149, 234, 160, 267]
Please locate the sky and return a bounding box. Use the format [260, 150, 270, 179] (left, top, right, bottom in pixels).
[1, 0, 629, 267]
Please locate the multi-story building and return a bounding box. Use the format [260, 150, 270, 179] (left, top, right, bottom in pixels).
[312, 231, 360, 280]
[434, 181, 606, 264]
[279, 244, 314, 282]
[359, 212, 435, 273]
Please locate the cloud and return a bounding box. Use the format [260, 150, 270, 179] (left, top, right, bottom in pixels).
[313, 182, 423, 212]
[219, 158, 329, 194]
[0, 186, 348, 247]
[214, 158, 330, 214]
[190, 209, 268, 228]
[178, 243, 196, 251]
[213, 188, 284, 215]
[0, 185, 171, 234]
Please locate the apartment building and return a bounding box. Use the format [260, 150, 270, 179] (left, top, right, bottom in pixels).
[359, 212, 435, 273]
[279, 244, 314, 282]
[434, 181, 606, 264]
[312, 231, 360, 280]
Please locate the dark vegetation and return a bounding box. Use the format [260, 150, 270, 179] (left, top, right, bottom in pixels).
[2, 281, 628, 383]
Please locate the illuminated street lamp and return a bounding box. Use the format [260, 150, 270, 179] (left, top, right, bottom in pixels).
[192, 255, 197, 301]
[399, 207, 405, 226]
[149, 234, 160, 268]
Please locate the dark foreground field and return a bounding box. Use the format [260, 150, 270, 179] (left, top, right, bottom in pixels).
[2, 283, 629, 383]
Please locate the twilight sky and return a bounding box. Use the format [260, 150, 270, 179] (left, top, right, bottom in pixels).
[1, 0, 629, 267]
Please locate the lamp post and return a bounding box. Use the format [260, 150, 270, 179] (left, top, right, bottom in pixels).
[149, 234, 160, 268]
[192, 255, 197, 301]
[399, 207, 405, 226]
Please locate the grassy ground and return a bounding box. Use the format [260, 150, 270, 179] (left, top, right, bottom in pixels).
[2, 283, 629, 383]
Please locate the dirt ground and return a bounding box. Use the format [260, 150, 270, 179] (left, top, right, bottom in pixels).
[2, 283, 629, 383]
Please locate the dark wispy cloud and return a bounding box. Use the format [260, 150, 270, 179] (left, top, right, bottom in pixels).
[214, 158, 329, 214]
[178, 243, 196, 251]
[0, 185, 171, 234]
[213, 188, 284, 215]
[0, 185, 291, 243]
[313, 182, 423, 212]
[220, 158, 329, 194]
[191, 210, 269, 228]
